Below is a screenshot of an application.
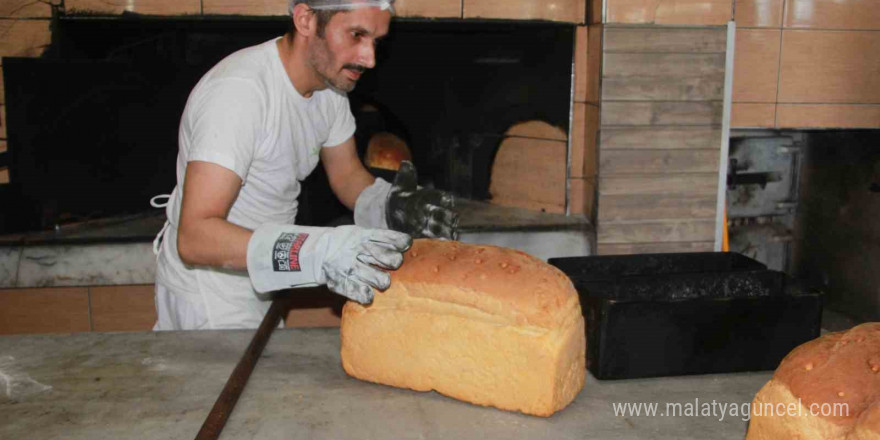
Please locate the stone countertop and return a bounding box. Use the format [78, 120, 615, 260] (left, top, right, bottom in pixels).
[0, 328, 767, 440]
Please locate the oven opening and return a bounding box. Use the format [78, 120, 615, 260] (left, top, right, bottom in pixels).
[1, 16, 574, 233]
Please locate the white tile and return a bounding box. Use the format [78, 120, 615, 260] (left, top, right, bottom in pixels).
[0, 247, 21, 287]
[18, 243, 156, 287]
[459, 230, 592, 261]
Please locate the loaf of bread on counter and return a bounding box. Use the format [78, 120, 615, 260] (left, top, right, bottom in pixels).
[340, 239, 586, 417]
[747, 322, 880, 440]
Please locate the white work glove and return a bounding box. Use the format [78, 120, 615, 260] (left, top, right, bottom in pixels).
[354, 161, 459, 240]
[354, 178, 392, 230]
[247, 224, 412, 304]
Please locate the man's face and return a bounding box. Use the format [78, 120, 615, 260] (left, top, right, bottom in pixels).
[307, 6, 391, 93]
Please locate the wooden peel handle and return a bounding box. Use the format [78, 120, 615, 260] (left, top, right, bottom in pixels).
[195, 294, 290, 440]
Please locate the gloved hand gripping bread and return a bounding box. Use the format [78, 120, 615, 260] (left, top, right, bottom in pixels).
[340, 239, 586, 417]
[247, 224, 411, 304]
[746, 323, 880, 440]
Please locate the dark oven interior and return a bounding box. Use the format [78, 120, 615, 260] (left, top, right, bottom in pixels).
[1, 16, 574, 233]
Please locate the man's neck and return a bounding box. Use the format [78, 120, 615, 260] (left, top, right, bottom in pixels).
[277, 33, 325, 98]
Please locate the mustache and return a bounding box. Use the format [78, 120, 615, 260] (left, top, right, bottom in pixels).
[343, 64, 367, 73]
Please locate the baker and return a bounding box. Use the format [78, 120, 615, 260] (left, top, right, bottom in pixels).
[151, 0, 458, 330]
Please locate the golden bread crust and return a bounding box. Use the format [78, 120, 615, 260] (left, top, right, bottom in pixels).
[385, 239, 580, 329]
[340, 240, 586, 417]
[747, 323, 880, 439]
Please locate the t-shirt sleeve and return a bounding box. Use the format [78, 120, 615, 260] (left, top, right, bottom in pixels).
[185, 78, 265, 181]
[323, 94, 356, 148]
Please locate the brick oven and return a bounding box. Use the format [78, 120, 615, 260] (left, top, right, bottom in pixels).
[1, 0, 879, 331]
[0, 0, 590, 233]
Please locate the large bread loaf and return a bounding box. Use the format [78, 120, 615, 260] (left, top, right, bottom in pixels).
[340, 239, 586, 417]
[747, 323, 880, 440]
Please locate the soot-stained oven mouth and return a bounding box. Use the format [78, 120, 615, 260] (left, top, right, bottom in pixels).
[1, 16, 574, 233]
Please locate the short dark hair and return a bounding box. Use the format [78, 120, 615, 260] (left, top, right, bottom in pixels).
[289, 2, 345, 38]
[313, 9, 340, 37]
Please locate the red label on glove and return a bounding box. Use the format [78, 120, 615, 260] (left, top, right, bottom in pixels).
[272, 233, 309, 272]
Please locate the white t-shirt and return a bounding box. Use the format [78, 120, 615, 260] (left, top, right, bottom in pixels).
[155, 37, 356, 328]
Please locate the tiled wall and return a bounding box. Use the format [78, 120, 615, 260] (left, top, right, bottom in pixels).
[594, 1, 880, 129]
[732, 0, 880, 128]
[463, 0, 586, 22]
[0, 284, 344, 334]
[66, 0, 200, 14]
[393, 0, 461, 18]
[602, 0, 734, 25]
[55, 0, 591, 20]
[0, 285, 155, 334]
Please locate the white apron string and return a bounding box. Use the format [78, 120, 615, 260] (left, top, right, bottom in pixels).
[150, 194, 171, 257]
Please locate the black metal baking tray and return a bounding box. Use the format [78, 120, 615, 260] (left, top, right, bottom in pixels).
[549, 252, 822, 380]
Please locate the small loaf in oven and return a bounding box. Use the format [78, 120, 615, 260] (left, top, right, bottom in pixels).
[340, 239, 586, 417]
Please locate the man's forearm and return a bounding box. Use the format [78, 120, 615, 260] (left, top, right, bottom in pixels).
[177, 217, 252, 271]
[335, 165, 377, 210]
[320, 137, 382, 211]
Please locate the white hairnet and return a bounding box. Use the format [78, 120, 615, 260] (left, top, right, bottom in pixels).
[288, 0, 395, 15]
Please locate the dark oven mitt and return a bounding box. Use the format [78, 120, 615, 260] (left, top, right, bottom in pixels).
[386, 161, 459, 240]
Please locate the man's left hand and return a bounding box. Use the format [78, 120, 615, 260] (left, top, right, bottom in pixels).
[386, 161, 459, 240]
